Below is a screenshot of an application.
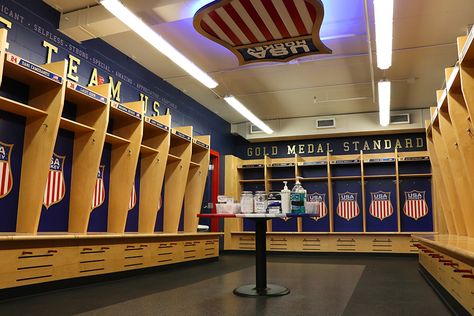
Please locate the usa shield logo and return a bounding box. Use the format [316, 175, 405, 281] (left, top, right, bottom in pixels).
[43, 153, 66, 209]
[307, 192, 327, 221]
[403, 190, 429, 220]
[369, 191, 394, 221]
[193, 0, 331, 65]
[0, 141, 13, 199]
[336, 192, 359, 221]
[91, 165, 105, 210]
[128, 182, 137, 210]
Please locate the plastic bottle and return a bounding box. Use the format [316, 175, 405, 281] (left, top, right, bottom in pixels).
[290, 178, 306, 214]
[281, 181, 291, 213]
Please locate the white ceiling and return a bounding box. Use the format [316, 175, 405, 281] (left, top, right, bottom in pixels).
[44, 0, 474, 124]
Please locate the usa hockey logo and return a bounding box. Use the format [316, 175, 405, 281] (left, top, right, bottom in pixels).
[308, 192, 327, 221]
[403, 190, 428, 220]
[336, 192, 359, 221]
[128, 182, 137, 210]
[43, 153, 66, 209]
[0, 141, 13, 199]
[91, 165, 105, 210]
[369, 191, 394, 221]
[193, 0, 331, 65]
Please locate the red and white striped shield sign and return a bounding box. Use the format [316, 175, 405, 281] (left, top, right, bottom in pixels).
[128, 182, 137, 210]
[369, 191, 394, 221]
[336, 192, 359, 221]
[308, 192, 327, 221]
[0, 141, 13, 199]
[91, 165, 105, 210]
[193, 0, 331, 64]
[403, 190, 429, 220]
[43, 153, 66, 209]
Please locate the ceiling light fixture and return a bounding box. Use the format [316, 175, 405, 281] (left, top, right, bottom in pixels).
[373, 0, 394, 69]
[100, 0, 218, 89]
[378, 80, 391, 126]
[223, 96, 273, 134]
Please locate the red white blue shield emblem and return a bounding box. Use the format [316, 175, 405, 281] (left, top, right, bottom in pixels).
[91, 165, 105, 210]
[308, 192, 327, 221]
[43, 153, 66, 209]
[193, 0, 331, 64]
[369, 191, 394, 221]
[336, 192, 359, 221]
[0, 141, 13, 199]
[403, 190, 428, 220]
[128, 182, 137, 210]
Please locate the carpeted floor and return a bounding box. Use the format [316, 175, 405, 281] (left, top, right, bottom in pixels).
[0, 253, 451, 316]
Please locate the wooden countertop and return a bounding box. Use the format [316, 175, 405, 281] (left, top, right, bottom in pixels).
[231, 231, 431, 235]
[412, 234, 474, 267]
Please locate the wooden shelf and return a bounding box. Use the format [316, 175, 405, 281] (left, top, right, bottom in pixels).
[0, 96, 47, 118]
[109, 101, 142, 121]
[238, 164, 264, 169]
[167, 153, 182, 162]
[399, 173, 432, 178]
[300, 177, 328, 182]
[269, 178, 295, 182]
[59, 118, 95, 134]
[143, 116, 170, 135]
[3, 52, 63, 88]
[171, 129, 192, 143]
[105, 133, 130, 145]
[65, 81, 108, 107]
[189, 161, 200, 168]
[239, 179, 265, 183]
[331, 175, 361, 180]
[364, 174, 396, 179]
[140, 144, 159, 155]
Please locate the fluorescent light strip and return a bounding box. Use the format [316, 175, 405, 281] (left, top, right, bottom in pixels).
[378, 80, 391, 126]
[224, 96, 273, 134]
[373, 0, 393, 70]
[101, 0, 218, 89]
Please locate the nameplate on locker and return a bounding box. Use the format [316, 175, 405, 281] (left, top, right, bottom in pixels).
[6, 53, 63, 84]
[66, 81, 107, 104]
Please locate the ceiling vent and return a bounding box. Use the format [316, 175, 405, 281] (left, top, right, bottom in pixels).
[316, 118, 336, 129]
[250, 124, 264, 134]
[390, 113, 410, 125]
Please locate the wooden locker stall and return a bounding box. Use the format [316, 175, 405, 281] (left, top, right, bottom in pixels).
[163, 127, 192, 233]
[183, 135, 210, 233]
[63, 82, 111, 233]
[138, 115, 171, 233]
[106, 101, 144, 233]
[0, 30, 68, 233]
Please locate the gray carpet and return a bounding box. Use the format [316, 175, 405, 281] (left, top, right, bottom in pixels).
[0, 254, 451, 316]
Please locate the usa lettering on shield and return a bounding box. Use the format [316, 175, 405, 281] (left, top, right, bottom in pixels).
[336, 192, 359, 221]
[308, 192, 327, 221]
[128, 182, 137, 210]
[0, 141, 13, 199]
[91, 165, 105, 210]
[403, 190, 428, 220]
[369, 191, 394, 221]
[43, 153, 66, 209]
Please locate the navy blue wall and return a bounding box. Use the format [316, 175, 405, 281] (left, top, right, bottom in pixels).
[0, 0, 235, 232]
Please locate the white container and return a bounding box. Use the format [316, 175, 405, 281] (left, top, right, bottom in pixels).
[281, 181, 291, 213]
[218, 195, 234, 204]
[216, 203, 240, 214]
[304, 201, 320, 215]
[254, 191, 267, 213]
[240, 191, 254, 213]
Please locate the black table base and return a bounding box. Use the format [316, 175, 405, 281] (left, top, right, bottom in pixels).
[234, 218, 290, 297]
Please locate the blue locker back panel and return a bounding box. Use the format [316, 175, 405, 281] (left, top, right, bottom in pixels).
[301, 181, 330, 232]
[178, 205, 184, 231]
[333, 180, 363, 232]
[365, 179, 398, 232]
[300, 165, 327, 178]
[331, 164, 361, 177]
[154, 189, 165, 232]
[270, 166, 294, 179]
[399, 178, 433, 232]
[242, 168, 264, 180]
[364, 162, 396, 176]
[125, 158, 141, 232]
[272, 217, 297, 232]
[88, 143, 112, 232]
[243, 219, 256, 231]
[399, 161, 431, 174]
[38, 129, 74, 232]
[0, 110, 25, 232]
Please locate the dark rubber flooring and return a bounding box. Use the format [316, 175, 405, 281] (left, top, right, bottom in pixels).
[0, 253, 451, 316]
